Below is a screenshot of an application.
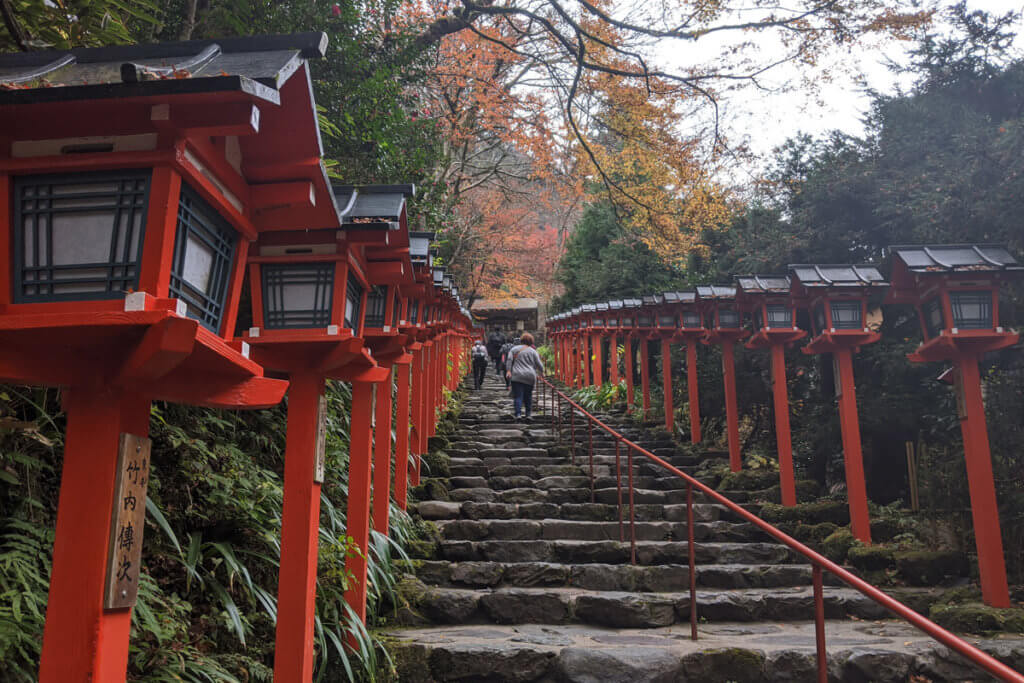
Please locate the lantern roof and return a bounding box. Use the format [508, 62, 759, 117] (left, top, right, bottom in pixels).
[0, 33, 328, 102]
[662, 291, 696, 304]
[622, 298, 642, 308]
[788, 264, 886, 289]
[409, 232, 434, 265]
[334, 184, 416, 228]
[572, 306, 582, 315]
[609, 300, 624, 309]
[595, 302, 609, 311]
[581, 303, 596, 313]
[1, 33, 341, 231]
[642, 294, 659, 306]
[888, 244, 1023, 274]
[735, 275, 791, 294]
[695, 285, 737, 300]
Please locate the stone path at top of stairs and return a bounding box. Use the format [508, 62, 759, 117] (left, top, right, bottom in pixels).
[383, 372, 1024, 682]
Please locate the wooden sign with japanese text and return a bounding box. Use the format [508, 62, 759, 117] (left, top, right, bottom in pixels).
[104, 433, 151, 610]
[314, 394, 327, 484]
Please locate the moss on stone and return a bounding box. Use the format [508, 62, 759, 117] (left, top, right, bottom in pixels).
[548, 444, 571, 458]
[929, 602, 1024, 634]
[894, 550, 968, 586]
[794, 522, 839, 544]
[405, 538, 440, 560]
[421, 451, 451, 478]
[410, 478, 449, 503]
[427, 434, 451, 451]
[683, 647, 765, 682]
[869, 517, 901, 543]
[847, 545, 896, 571]
[821, 529, 856, 563]
[718, 468, 779, 492]
[760, 500, 850, 526]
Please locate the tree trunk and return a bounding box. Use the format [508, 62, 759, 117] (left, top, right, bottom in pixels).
[1, 0, 30, 51]
[179, 0, 199, 40]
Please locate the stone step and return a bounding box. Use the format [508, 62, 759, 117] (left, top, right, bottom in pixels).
[414, 500, 731, 523]
[436, 518, 762, 543]
[382, 621, 1024, 682]
[406, 585, 937, 628]
[438, 539, 801, 565]
[412, 560, 825, 591]
[446, 484, 741, 506]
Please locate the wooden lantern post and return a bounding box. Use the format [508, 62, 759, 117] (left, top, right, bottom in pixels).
[887, 244, 1023, 607]
[637, 295, 660, 420]
[736, 275, 805, 506]
[697, 286, 749, 472]
[578, 305, 593, 386]
[243, 182, 417, 679]
[607, 301, 623, 390]
[592, 302, 609, 386]
[569, 306, 583, 387]
[654, 293, 684, 434]
[671, 292, 705, 444]
[790, 264, 887, 543]
[620, 299, 642, 413]
[0, 34, 352, 681]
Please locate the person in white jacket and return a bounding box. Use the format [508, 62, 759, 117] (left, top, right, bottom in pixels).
[471, 340, 489, 389]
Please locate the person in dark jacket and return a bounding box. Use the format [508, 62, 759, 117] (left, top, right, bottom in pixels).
[499, 339, 515, 389]
[487, 330, 506, 375]
[471, 339, 489, 389]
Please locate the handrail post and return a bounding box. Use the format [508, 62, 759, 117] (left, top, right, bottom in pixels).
[628, 444, 636, 565]
[616, 438, 623, 542]
[813, 565, 827, 683]
[687, 482, 697, 641]
[588, 417, 595, 503]
[570, 403, 576, 465]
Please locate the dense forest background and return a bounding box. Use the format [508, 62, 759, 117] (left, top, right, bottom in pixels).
[554, 6, 1024, 584]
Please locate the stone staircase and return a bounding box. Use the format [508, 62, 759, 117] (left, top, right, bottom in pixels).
[382, 373, 1024, 682]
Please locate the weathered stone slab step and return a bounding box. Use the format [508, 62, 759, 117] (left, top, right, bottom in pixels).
[436, 518, 761, 543]
[438, 539, 801, 565]
[406, 585, 943, 628]
[383, 621, 1024, 682]
[411, 560, 825, 591]
[414, 500, 729, 523]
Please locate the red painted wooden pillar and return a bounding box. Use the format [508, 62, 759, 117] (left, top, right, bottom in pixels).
[834, 348, 871, 544]
[661, 338, 673, 434]
[592, 333, 603, 386]
[39, 389, 149, 683]
[372, 367, 394, 534]
[574, 335, 581, 387]
[686, 342, 701, 443]
[722, 343, 741, 472]
[624, 336, 636, 412]
[770, 344, 797, 506]
[273, 372, 325, 682]
[609, 333, 619, 388]
[343, 380, 375, 624]
[395, 358, 412, 510]
[956, 354, 1010, 607]
[640, 338, 651, 420]
[410, 347, 425, 486]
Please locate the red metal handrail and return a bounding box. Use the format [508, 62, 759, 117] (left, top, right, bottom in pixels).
[535, 376, 1023, 683]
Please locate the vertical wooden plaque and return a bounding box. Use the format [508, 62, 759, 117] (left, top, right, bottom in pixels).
[314, 394, 328, 484]
[104, 433, 152, 610]
[832, 355, 842, 398]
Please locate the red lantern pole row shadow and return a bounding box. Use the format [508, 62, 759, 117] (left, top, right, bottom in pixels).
[0, 33, 477, 681]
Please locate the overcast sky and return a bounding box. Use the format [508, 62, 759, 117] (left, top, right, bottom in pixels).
[655, 0, 1024, 182]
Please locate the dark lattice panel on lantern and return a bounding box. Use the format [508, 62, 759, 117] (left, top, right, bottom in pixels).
[718, 309, 740, 328]
[409, 299, 420, 324]
[766, 304, 792, 327]
[13, 170, 151, 302]
[951, 291, 993, 329]
[830, 301, 862, 329]
[923, 297, 944, 338]
[169, 185, 238, 332]
[261, 263, 334, 329]
[344, 274, 363, 331]
[365, 286, 389, 328]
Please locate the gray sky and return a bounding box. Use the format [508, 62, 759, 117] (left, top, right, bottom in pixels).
[655, 0, 1024, 181]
